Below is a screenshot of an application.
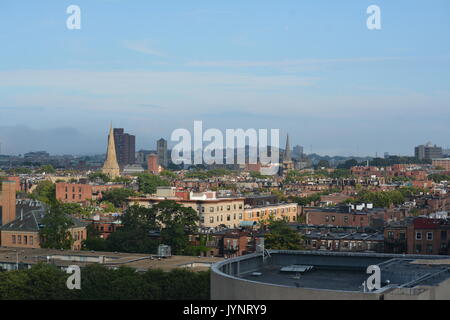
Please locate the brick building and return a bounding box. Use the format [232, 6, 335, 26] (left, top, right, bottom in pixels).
[304, 206, 370, 228]
[384, 217, 450, 255]
[55, 182, 124, 203]
[0, 202, 88, 250]
[0, 180, 17, 226]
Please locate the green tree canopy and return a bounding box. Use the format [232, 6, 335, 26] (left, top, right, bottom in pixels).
[39, 202, 75, 250]
[137, 173, 169, 194]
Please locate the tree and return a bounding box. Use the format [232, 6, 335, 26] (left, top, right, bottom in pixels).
[264, 219, 303, 250]
[31, 181, 56, 205]
[317, 160, 330, 168]
[38, 165, 56, 174]
[100, 188, 136, 208]
[39, 202, 74, 249]
[154, 201, 199, 254]
[88, 172, 110, 183]
[137, 173, 169, 194]
[104, 205, 160, 253]
[337, 159, 358, 169]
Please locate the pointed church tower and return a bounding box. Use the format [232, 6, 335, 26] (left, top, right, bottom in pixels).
[102, 124, 120, 178]
[284, 134, 292, 162]
[282, 134, 294, 174]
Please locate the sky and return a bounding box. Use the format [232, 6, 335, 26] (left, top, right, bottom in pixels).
[0, 0, 449, 156]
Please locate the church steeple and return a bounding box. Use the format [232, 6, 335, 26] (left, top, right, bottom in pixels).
[284, 134, 292, 162]
[102, 123, 120, 178]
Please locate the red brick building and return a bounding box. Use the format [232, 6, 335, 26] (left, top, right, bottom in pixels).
[56, 182, 124, 203]
[0, 180, 17, 226]
[305, 207, 370, 228]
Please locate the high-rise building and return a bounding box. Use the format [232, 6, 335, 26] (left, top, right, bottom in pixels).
[157, 138, 168, 168]
[113, 128, 135, 168]
[415, 142, 443, 160]
[102, 125, 121, 178]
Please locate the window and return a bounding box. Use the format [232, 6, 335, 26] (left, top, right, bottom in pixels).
[210, 207, 214, 212]
[331, 216, 335, 222]
[227, 215, 231, 221]
[18, 235, 22, 244]
[239, 204, 243, 209]
[239, 213, 242, 219]
[400, 233, 406, 240]
[24, 236, 27, 245]
[12, 235, 16, 244]
[426, 244, 433, 254]
[209, 216, 214, 223]
[427, 232, 433, 241]
[344, 216, 349, 223]
[227, 205, 231, 211]
[388, 232, 394, 239]
[416, 232, 422, 240]
[30, 236, 33, 245]
[415, 244, 422, 253]
[441, 231, 448, 241]
[325, 216, 330, 222]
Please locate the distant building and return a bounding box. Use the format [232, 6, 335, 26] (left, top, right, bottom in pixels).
[135, 149, 153, 165]
[415, 142, 443, 160]
[157, 138, 168, 168]
[113, 128, 135, 168]
[432, 158, 450, 171]
[147, 153, 160, 174]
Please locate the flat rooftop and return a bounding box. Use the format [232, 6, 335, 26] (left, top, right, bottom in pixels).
[0, 247, 223, 272]
[215, 250, 450, 293]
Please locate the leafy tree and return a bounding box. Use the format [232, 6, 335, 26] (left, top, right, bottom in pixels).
[100, 188, 136, 208]
[88, 172, 110, 183]
[316, 160, 330, 168]
[39, 202, 74, 249]
[159, 171, 177, 179]
[154, 201, 199, 254]
[264, 219, 303, 250]
[137, 173, 169, 194]
[337, 159, 358, 169]
[38, 164, 56, 174]
[31, 181, 56, 205]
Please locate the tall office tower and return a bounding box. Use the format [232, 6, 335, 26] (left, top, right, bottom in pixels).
[414, 142, 443, 160]
[157, 138, 168, 168]
[113, 128, 136, 168]
[102, 125, 121, 178]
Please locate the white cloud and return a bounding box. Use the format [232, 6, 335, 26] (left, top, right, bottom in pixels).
[123, 40, 165, 57]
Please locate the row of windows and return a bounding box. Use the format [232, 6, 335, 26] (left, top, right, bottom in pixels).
[66, 187, 82, 193]
[65, 193, 83, 200]
[202, 204, 243, 213]
[416, 232, 434, 241]
[325, 215, 364, 223]
[12, 234, 34, 245]
[209, 213, 243, 224]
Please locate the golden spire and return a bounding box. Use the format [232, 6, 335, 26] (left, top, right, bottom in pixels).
[102, 123, 120, 178]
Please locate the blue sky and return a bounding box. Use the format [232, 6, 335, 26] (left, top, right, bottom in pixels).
[0, 0, 449, 156]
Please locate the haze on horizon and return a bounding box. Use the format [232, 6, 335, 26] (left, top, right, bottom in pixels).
[0, 0, 449, 157]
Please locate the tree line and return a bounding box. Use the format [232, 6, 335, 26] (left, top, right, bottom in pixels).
[0, 263, 209, 300]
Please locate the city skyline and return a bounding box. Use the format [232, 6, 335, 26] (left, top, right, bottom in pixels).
[1, 0, 449, 155]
